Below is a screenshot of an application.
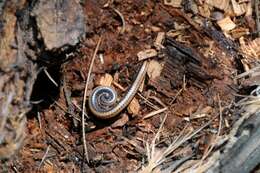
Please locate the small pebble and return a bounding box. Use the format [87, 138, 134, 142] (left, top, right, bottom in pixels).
[211, 11, 224, 21]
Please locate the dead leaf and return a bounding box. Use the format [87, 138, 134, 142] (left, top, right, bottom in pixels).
[127, 97, 140, 116]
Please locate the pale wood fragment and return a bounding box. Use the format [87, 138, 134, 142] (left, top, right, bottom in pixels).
[137, 49, 158, 61]
[217, 16, 236, 31]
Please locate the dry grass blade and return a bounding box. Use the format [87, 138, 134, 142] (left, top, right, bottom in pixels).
[143, 107, 168, 119]
[139, 115, 212, 173]
[81, 37, 102, 163]
[195, 95, 223, 168]
[38, 145, 50, 169]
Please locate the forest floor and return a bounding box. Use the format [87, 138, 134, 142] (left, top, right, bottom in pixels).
[1, 0, 260, 172]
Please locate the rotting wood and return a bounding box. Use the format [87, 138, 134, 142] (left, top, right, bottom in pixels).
[149, 37, 213, 97]
[206, 111, 260, 173]
[0, 0, 86, 160]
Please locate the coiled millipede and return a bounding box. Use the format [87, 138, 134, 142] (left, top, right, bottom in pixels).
[88, 61, 148, 119]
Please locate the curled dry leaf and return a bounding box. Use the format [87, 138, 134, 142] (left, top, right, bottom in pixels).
[127, 97, 140, 116]
[96, 73, 113, 86]
[137, 49, 158, 61]
[217, 16, 236, 31]
[147, 60, 163, 80]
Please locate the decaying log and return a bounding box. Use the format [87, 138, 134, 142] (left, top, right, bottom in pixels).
[149, 37, 213, 97]
[206, 108, 260, 173]
[32, 0, 86, 51]
[0, 0, 85, 160]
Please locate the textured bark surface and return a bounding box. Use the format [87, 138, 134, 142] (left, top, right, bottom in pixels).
[0, 0, 85, 160]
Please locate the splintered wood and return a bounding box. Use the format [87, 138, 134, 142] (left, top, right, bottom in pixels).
[231, 0, 246, 16]
[154, 32, 165, 50]
[206, 0, 249, 17]
[240, 38, 260, 58]
[149, 37, 214, 97]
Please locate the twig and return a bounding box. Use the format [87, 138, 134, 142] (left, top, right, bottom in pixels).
[149, 96, 167, 108]
[37, 111, 42, 129]
[81, 37, 102, 163]
[255, 0, 260, 37]
[143, 107, 168, 119]
[43, 68, 58, 87]
[137, 93, 160, 110]
[38, 145, 50, 169]
[113, 81, 126, 91]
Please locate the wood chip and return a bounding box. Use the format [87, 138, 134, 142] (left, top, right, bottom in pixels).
[137, 49, 158, 61]
[206, 0, 230, 11]
[231, 0, 246, 16]
[164, 0, 182, 8]
[217, 16, 236, 31]
[96, 73, 113, 86]
[154, 32, 165, 50]
[147, 60, 163, 80]
[127, 97, 140, 116]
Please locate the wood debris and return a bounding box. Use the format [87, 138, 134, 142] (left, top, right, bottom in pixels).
[217, 16, 236, 31]
[96, 73, 113, 86]
[137, 49, 158, 61]
[154, 32, 165, 50]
